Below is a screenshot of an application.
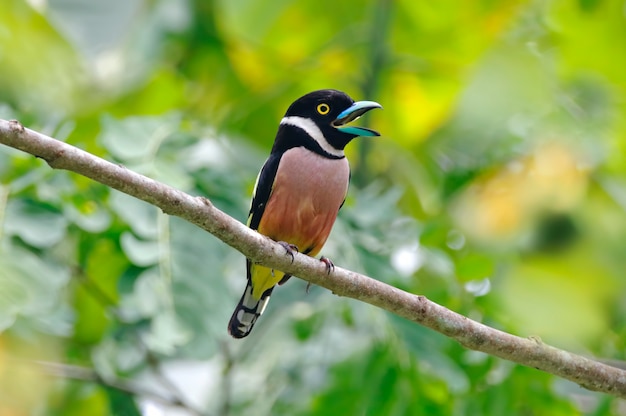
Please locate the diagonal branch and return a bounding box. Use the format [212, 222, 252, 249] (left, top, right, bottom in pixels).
[1, 118, 625, 398]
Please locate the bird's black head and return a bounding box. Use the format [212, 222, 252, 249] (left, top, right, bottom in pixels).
[275, 89, 382, 157]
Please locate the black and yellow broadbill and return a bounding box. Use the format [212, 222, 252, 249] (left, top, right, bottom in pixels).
[228, 89, 382, 338]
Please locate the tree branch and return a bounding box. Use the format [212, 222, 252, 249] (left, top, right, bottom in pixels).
[1, 118, 625, 398]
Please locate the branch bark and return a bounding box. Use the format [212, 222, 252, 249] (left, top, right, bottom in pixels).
[1, 118, 625, 398]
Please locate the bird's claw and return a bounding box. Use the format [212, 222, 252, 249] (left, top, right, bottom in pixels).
[320, 256, 335, 275]
[277, 241, 299, 263]
[306, 256, 334, 294]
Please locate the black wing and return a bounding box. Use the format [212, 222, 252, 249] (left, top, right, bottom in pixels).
[247, 152, 282, 230]
[338, 170, 351, 211]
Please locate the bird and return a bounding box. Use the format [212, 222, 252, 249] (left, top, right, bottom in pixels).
[228, 89, 382, 338]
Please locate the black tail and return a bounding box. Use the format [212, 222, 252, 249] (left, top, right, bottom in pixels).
[228, 282, 274, 338]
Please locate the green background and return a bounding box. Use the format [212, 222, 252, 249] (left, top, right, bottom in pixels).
[1, 0, 625, 414]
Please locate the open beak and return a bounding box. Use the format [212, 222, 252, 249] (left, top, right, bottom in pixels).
[332, 100, 382, 137]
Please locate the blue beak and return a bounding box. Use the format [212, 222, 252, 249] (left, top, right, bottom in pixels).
[333, 100, 382, 137]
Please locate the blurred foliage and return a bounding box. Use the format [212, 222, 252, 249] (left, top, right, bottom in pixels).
[1, 0, 626, 414]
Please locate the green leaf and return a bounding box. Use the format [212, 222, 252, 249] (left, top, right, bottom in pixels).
[118, 268, 167, 321]
[109, 191, 158, 239]
[104, 386, 141, 416]
[0, 245, 70, 333]
[120, 232, 159, 267]
[143, 309, 192, 355]
[64, 201, 112, 233]
[99, 114, 181, 162]
[4, 199, 68, 248]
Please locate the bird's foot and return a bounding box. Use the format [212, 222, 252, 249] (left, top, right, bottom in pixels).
[320, 256, 335, 275]
[277, 241, 299, 263]
[305, 257, 334, 293]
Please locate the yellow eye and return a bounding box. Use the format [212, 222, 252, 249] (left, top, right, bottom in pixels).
[317, 103, 330, 115]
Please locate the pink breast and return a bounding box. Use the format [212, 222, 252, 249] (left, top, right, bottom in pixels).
[257, 147, 350, 255]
